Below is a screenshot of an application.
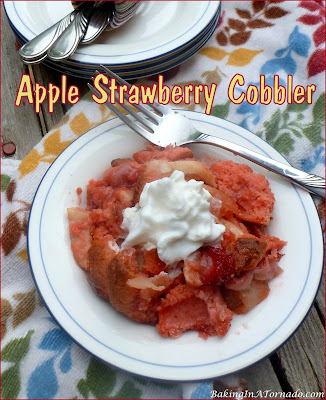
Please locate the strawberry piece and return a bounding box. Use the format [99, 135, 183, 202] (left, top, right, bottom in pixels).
[103, 159, 141, 188]
[184, 247, 235, 287]
[200, 247, 235, 284]
[143, 249, 166, 276]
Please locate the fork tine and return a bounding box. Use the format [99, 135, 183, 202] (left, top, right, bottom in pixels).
[100, 65, 170, 116]
[87, 83, 154, 142]
[95, 69, 160, 124]
[96, 80, 158, 133]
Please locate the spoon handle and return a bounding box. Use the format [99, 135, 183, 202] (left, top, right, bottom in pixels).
[19, 12, 74, 61]
[81, 6, 112, 44]
[47, 10, 88, 60]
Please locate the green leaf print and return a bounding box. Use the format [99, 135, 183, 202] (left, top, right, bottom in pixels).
[86, 359, 117, 399]
[77, 358, 117, 399]
[312, 93, 325, 122]
[211, 101, 230, 119]
[1, 330, 33, 363]
[285, 101, 309, 113]
[302, 124, 325, 147]
[289, 127, 302, 138]
[1, 364, 20, 399]
[257, 92, 325, 155]
[1, 175, 11, 192]
[76, 358, 146, 399]
[77, 379, 90, 399]
[264, 109, 281, 142]
[1, 330, 34, 400]
[273, 132, 295, 155]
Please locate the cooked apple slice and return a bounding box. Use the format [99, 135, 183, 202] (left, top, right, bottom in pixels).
[133, 169, 164, 204]
[221, 279, 270, 314]
[133, 145, 193, 163]
[144, 159, 216, 186]
[133, 159, 217, 203]
[204, 185, 239, 218]
[127, 272, 173, 292]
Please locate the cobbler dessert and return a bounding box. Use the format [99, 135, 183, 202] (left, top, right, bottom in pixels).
[68, 145, 286, 339]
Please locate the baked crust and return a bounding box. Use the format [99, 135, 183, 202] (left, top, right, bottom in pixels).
[107, 249, 159, 323]
[87, 237, 117, 299]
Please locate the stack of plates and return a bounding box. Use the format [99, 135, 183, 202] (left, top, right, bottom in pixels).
[4, 1, 221, 80]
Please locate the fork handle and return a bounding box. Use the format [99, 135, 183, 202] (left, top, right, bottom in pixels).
[192, 134, 325, 198]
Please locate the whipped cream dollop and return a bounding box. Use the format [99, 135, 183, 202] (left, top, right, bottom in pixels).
[121, 170, 225, 265]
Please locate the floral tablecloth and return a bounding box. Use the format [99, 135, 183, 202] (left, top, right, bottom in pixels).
[1, 1, 325, 399]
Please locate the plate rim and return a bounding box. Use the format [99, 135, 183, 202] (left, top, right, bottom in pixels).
[27, 111, 324, 381]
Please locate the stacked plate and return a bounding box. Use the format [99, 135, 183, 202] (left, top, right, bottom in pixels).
[5, 1, 221, 80]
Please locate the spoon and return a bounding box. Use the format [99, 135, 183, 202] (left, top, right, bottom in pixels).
[19, 10, 76, 62]
[47, 6, 91, 61]
[80, 3, 113, 44]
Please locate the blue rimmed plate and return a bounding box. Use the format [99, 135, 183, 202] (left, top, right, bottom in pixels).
[27, 111, 323, 381]
[5, 1, 220, 66]
[11, 6, 220, 80]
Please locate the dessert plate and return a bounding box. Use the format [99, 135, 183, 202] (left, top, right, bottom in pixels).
[28, 111, 323, 381]
[5, 1, 220, 65]
[44, 14, 219, 80]
[11, 7, 220, 80]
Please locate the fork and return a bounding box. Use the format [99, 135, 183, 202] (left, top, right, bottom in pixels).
[88, 67, 325, 198]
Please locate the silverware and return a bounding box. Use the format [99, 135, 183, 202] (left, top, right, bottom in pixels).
[19, 10, 76, 63]
[19, 2, 141, 64]
[81, 3, 113, 44]
[93, 1, 106, 9]
[47, 7, 90, 61]
[88, 67, 325, 199]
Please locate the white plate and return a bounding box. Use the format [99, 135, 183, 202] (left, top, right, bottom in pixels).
[28, 111, 324, 381]
[55, 5, 221, 70]
[43, 16, 219, 80]
[11, 9, 219, 80]
[5, 1, 220, 66]
[8, 3, 220, 70]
